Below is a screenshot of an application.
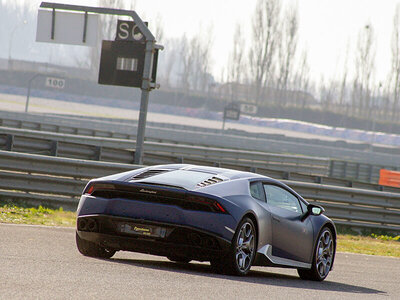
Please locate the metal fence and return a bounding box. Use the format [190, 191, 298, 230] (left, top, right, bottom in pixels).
[329, 160, 386, 185]
[0, 150, 138, 209]
[0, 110, 399, 173]
[2, 126, 400, 193]
[0, 150, 399, 233]
[286, 181, 400, 233]
[0, 126, 330, 175]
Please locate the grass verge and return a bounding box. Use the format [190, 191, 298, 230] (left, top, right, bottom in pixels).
[337, 234, 400, 257]
[0, 204, 75, 227]
[1, 203, 399, 257]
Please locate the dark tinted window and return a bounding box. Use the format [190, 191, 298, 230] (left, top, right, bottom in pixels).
[263, 184, 302, 214]
[136, 170, 217, 190]
[250, 182, 264, 201]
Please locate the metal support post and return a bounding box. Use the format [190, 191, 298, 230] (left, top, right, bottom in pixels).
[222, 114, 226, 131]
[134, 40, 155, 165]
[26, 74, 42, 113]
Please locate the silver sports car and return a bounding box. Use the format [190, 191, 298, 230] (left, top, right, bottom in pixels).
[76, 164, 336, 281]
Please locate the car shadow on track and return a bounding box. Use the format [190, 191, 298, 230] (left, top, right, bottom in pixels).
[107, 257, 384, 295]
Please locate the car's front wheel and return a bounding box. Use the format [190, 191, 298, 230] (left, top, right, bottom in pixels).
[76, 232, 116, 259]
[211, 217, 256, 276]
[298, 227, 335, 281]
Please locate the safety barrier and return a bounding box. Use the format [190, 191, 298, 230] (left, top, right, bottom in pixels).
[0, 150, 139, 209]
[2, 125, 400, 194]
[285, 180, 400, 233]
[0, 150, 398, 233]
[0, 110, 398, 171]
[0, 126, 330, 175]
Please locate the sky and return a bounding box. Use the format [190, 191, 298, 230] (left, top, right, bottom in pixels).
[5, 0, 400, 84]
[134, 0, 400, 84]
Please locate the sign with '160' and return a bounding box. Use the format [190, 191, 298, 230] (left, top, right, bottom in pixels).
[46, 77, 65, 89]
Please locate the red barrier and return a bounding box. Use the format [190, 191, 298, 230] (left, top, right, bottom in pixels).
[379, 169, 400, 188]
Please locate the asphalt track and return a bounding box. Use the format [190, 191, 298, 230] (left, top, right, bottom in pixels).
[0, 93, 366, 143]
[1, 223, 399, 299]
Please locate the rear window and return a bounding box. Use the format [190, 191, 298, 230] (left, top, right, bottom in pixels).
[133, 170, 217, 190]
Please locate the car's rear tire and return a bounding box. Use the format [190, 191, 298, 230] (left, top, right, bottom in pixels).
[297, 227, 334, 281]
[76, 232, 116, 259]
[211, 217, 257, 276]
[167, 255, 191, 263]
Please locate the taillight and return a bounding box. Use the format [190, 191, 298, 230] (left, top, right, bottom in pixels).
[185, 195, 227, 214]
[83, 183, 115, 195]
[214, 202, 226, 213]
[85, 184, 94, 195]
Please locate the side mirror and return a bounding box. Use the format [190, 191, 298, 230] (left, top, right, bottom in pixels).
[301, 204, 325, 221]
[308, 204, 325, 216]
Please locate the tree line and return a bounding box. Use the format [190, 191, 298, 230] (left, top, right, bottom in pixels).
[160, 0, 400, 124]
[2, 0, 400, 123]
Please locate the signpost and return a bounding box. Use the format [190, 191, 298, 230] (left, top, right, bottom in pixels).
[25, 74, 65, 112]
[36, 2, 163, 165]
[222, 103, 240, 130]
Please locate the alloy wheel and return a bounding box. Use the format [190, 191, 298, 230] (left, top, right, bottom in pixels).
[315, 228, 334, 278]
[235, 221, 255, 272]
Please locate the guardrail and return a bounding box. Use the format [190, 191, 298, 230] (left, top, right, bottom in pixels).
[285, 180, 400, 233]
[329, 160, 388, 184]
[0, 150, 398, 233]
[0, 126, 330, 175]
[0, 150, 139, 209]
[1, 125, 399, 193]
[0, 110, 399, 172]
[39, 112, 400, 157]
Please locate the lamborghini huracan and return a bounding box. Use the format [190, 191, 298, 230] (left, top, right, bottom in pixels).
[76, 164, 336, 281]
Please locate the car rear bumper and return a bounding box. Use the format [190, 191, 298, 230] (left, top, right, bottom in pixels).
[77, 214, 231, 261]
[77, 195, 237, 241]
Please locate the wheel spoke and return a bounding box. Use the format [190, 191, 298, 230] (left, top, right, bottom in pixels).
[241, 253, 248, 269]
[324, 234, 330, 247]
[324, 240, 333, 256]
[318, 243, 324, 259]
[245, 224, 251, 238]
[321, 260, 326, 276]
[241, 235, 254, 252]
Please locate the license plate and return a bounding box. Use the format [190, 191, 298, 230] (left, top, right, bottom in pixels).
[119, 223, 166, 238]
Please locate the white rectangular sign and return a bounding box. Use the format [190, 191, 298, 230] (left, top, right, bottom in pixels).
[46, 77, 65, 89]
[36, 9, 98, 46]
[240, 103, 258, 115]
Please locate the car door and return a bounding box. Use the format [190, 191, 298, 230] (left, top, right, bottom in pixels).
[263, 183, 314, 264]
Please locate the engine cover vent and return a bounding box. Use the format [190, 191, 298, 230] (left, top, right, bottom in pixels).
[196, 176, 224, 188]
